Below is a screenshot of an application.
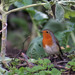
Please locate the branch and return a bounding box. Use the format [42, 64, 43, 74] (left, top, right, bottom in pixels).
[5, 3, 46, 15]
[54, 64, 70, 70]
[0, 4, 5, 14]
[1, 0, 3, 5]
[21, 52, 34, 68]
[0, 23, 7, 33]
[57, 61, 68, 64]
[4, 1, 75, 15]
[1, 14, 7, 61]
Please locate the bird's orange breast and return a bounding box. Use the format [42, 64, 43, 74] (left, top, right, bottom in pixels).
[42, 33, 53, 47]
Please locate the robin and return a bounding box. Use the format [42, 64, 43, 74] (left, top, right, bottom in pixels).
[42, 29, 63, 60]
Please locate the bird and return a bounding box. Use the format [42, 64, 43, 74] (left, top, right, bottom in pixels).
[42, 29, 63, 60]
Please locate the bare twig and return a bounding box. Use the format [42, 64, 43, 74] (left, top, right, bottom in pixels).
[21, 52, 28, 61]
[54, 64, 70, 70]
[57, 61, 68, 64]
[5, 3, 46, 15]
[17, 63, 27, 68]
[18, 57, 25, 61]
[22, 36, 30, 50]
[21, 52, 34, 68]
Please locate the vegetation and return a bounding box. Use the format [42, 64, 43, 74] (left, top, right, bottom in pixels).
[0, 0, 75, 75]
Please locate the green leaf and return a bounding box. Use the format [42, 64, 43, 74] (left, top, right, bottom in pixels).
[25, 67, 32, 72]
[0, 67, 7, 73]
[32, 66, 45, 72]
[3, 0, 19, 11]
[68, 61, 75, 66]
[14, 0, 32, 7]
[19, 67, 25, 72]
[43, 58, 51, 64]
[72, 67, 75, 71]
[33, 73, 39, 75]
[39, 71, 45, 75]
[26, 37, 46, 59]
[43, 0, 48, 2]
[43, 19, 66, 33]
[14, 1, 24, 7]
[55, 3, 64, 22]
[48, 64, 54, 69]
[69, 17, 75, 23]
[34, 10, 48, 21]
[51, 68, 61, 75]
[66, 64, 71, 69]
[14, 0, 33, 10]
[45, 71, 51, 74]
[22, 0, 32, 6]
[66, 58, 75, 70]
[64, 6, 75, 19]
[38, 59, 44, 64]
[43, 2, 51, 10]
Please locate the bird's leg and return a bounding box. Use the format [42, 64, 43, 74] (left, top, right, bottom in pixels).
[48, 56, 51, 60]
[58, 54, 64, 60]
[53, 54, 58, 64]
[49, 55, 56, 62]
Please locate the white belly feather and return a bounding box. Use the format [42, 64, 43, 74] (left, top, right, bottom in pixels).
[44, 43, 59, 55]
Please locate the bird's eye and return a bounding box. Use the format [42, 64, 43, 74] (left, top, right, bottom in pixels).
[46, 31, 48, 33]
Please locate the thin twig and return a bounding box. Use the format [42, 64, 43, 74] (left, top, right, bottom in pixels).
[21, 52, 34, 68]
[22, 36, 30, 50]
[18, 57, 25, 61]
[54, 64, 70, 70]
[5, 3, 46, 15]
[57, 61, 68, 64]
[17, 63, 27, 68]
[21, 52, 28, 61]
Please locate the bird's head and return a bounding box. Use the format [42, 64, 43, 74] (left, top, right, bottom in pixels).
[42, 29, 52, 39]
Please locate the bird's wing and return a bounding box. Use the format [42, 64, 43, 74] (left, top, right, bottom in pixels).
[50, 31, 63, 56]
[55, 37, 63, 56]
